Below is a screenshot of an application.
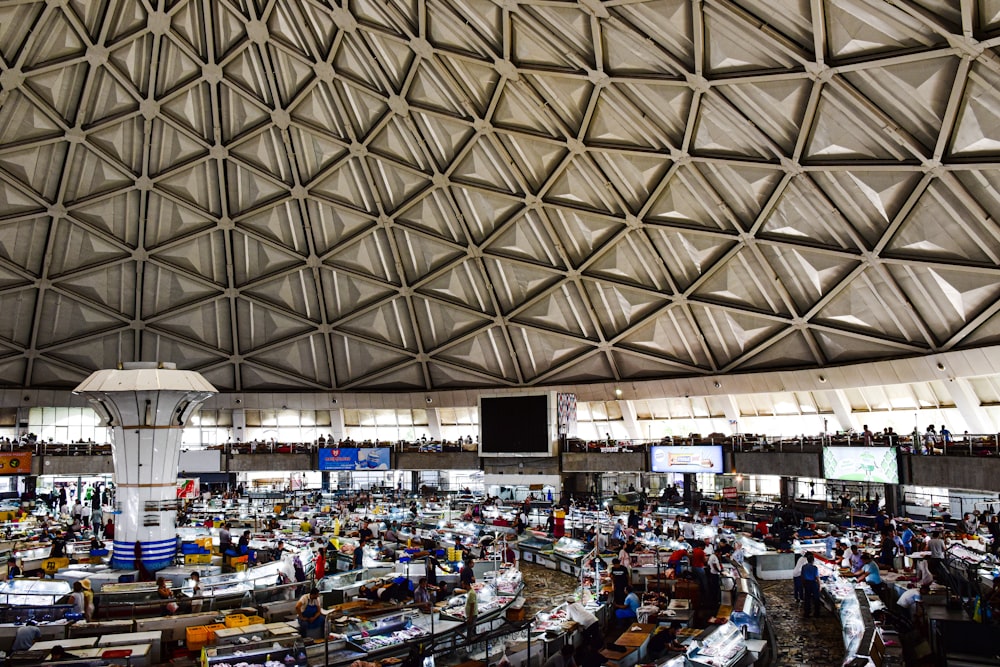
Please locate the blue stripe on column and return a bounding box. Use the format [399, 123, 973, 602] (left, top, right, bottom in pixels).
[111, 538, 177, 572]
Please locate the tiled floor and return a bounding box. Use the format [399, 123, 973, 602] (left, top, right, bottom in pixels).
[759, 579, 845, 667]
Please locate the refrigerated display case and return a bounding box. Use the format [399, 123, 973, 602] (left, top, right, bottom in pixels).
[345, 611, 429, 653]
[686, 621, 753, 667]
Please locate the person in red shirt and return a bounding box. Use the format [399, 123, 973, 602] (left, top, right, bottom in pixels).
[314, 547, 326, 581]
[689, 543, 708, 595]
[667, 548, 687, 576]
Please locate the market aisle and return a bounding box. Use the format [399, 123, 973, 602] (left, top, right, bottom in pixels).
[519, 562, 580, 617]
[759, 579, 844, 667]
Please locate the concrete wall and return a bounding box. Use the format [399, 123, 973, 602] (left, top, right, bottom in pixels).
[562, 452, 646, 472]
[904, 455, 1000, 492]
[33, 455, 114, 476]
[732, 452, 822, 479]
[395, 451, 479, 470]
[228, 453, 311, 472]
[482, 457, 559, 475]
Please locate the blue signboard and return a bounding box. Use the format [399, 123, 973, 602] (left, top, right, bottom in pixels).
[318, 448, 391, 471]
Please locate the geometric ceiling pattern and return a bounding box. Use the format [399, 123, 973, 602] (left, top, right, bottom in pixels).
[3, 1, 1000, 392]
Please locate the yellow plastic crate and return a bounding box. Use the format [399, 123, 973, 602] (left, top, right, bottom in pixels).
[186, 625, 208, 650]
[185, 554, 211, 564]
[247, 615, 264, 625]
[224, 614, 249, 628]
[205, 623, 226, 642]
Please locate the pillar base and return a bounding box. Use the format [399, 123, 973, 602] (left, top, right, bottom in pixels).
[112, 538, 176, 572]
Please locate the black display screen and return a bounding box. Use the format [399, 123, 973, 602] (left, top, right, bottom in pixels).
[480, 395, 549, 453]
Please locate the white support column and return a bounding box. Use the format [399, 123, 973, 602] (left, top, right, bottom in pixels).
[721, 395, 740, 436]
[329, 408, 345, 442]
[948, 378, 990, 434]
[427, 408, 442, 441]
[75, 362, 216, 572]
[619, 400, 642, 441]
[827, 389, 857, 434]
[232, 408, 246, 444]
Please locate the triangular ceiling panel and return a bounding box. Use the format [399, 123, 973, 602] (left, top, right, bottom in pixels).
[885, 181, 1000, 264]
[150, 300, 233, 353]
[580, 279, 669, 337]
[949, 63, 1000, 157]
[645, 226, 736, 292]
[692, 92, 781, 160]
[691, 248, 792, 316]
[330, 333, 415, 385]
[0, 216, 50, 275]
[715, 78, 811, 154]
[482, 209, 564, 268]
[416, 259, 495, 313]
[887, 264, 1000, 343]
[618, 306, 712, 367]
[809, 170, 922, 246]
[395, 189, 467, 243]
[152, 230, 228, 284]
[393, 227, 464, 283]
[545, 352, 618, 384]
[757, 242, 860, 314]
[583, 232, 671, 291]
[813, 267, 924, 343]
[760, 176, 863, 251]
[307, 200, 375, 254]
[450, 187, 524, 245]
[544, 156, 626, 215]
[611, 349, 695, 380]
[136, 334, 223, 372]
[235, 298, 314, 350]
[433, 327, 518, 381]
[703, 3, 803, 74]
[321, 266, 397, 322]
[55, 261, 137, 316]
[427, 362, 505, 388]
[338, 298, 418, 350]
[645, 163, 743, 231]
[737, 330, 817, 371]
[47, 221, 129, 276]
[507, 325, 595, 381]
[243, 270, 322, 319]
[814, 329, 913, 364]
[141, 264, 223, 317]
[823, 0, 943, 61]
[0, 142, 70, 200]
[690, 304, 787, 367]
[413, 296, 492, 350]
[512, 281, 598, 339]
[325, 228, 400, 284]
[250, 335, 332, 386]
[805, 84, 911, 162]
[29, 358, 90, 388]
[482, 256, 563, 313]
[35, 292, 125, 347]
[547, 208, 625, 267]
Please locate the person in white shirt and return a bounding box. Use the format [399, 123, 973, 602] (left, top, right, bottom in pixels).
[792, 552, 809, 603]
[896, 584, 927, 618]
[707, 551, 723, 606]
[731, 541, 745, 566]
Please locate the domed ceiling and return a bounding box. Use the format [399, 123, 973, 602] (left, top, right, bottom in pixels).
[1, 0, 1000, 391]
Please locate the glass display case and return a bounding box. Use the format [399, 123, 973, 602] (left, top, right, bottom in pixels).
[0, 578, 71, 606]
[439, 581, 516, 621]
[345, 612, 429, 653]
[317, 566, 396, 603]
[686, 621, 751, 667]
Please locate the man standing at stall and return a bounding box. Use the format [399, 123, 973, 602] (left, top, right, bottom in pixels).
[296, 587, 325, 638]
[801, 553, 821, 617]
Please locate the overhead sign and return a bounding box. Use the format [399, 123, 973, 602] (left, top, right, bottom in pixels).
[722, 486, 738, 499]
[0, 452, 30, 474]
[650, 446, 723, 473]
[176, 478, 201, 499]
[318, 448, 390, 471]
[823, 447, 899, 484]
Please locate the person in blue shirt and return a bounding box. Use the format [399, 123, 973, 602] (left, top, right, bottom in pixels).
[854, 553, 882, 591]
[801, 553, 821, 617]
[824, 532, 838, 559]
[614, 585, 640, 620]
[900, 525, 915, 555]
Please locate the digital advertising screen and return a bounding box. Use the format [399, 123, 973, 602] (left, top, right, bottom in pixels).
[823, 447, 899, 484]
[480, 395, 550, 455]
[650, 445, 724, 473]
[318, 448, 391, 471]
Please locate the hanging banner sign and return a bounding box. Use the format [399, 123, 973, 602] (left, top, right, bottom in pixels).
[0, 452, 30, 474]
[318, 448, 390, 471]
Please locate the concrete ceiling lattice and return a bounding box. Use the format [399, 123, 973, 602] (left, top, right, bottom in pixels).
[2, 0, 1000, 391]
